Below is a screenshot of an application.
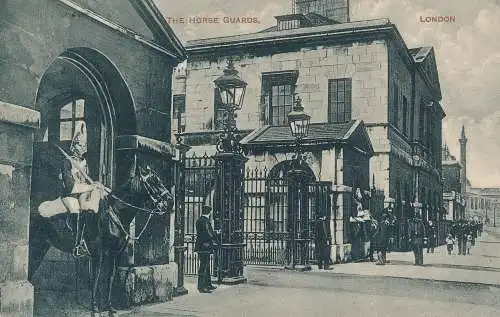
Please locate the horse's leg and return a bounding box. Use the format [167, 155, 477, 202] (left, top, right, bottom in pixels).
[104, 255, 118, 317]
[28, 217, 52, 281]
[90, 253, 104, 317]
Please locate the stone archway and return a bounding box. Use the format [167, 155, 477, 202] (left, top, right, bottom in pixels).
[29, 47, 136, 314]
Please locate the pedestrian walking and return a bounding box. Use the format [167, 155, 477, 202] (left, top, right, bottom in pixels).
[315, 215, 333, 270]
[374, 213, 390, 265]
[466, 234, 472, 255]
[194, 205, 219, 293]
[408, 214, 426, 266]
[445, 233, 454, 255]
[456, 219, 468, 255]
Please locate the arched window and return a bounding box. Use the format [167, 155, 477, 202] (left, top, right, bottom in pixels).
[59, 99, 85, 141]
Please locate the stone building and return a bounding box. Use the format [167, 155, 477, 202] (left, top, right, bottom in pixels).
[0, 1, 185, 316]
[466, 188, 500, 225]
[172, 0, 445, 258]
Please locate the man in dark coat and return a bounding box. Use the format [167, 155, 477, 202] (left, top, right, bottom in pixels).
[374, 213, 390, 265]
[195, 205, 219, 293]
[426, 220, 436, 253]
[315, 216, 332, 270]
[456, 219, 468, 255]
[408, 213, 426, 265]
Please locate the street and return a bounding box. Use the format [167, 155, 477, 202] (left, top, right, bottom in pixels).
[119, 229, 500, 317]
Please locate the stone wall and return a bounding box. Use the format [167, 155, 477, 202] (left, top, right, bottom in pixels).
[177, 39, 388, 138]
[0, 101, 39, 317]
[1, 0, 175, 140]
[1, 1, 182, 313]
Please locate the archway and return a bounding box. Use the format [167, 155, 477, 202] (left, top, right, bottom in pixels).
[29, 47, 136, 315]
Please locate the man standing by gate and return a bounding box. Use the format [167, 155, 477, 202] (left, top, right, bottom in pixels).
[315, 215, 332, 270]
[195, 205, 219, 293]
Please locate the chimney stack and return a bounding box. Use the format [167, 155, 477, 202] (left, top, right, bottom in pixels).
[295, 0, 350, 23]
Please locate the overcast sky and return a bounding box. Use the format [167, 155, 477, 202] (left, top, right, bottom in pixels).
[154, 0, 500, 187]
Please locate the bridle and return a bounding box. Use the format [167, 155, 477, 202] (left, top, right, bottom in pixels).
[107, 166, 174, 242]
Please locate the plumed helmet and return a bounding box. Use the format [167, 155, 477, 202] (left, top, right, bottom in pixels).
[70, 122, 87, 157]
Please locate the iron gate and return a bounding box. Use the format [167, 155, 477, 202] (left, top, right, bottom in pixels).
[182, 154, 333, 274]
[244, 167, 332, 266]
[183, 153, 217, 276]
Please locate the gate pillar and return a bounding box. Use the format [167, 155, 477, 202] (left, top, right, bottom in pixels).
[285, 167, 312, 271]
[213, 152, 247, 284]
[173, 141, 190, 296]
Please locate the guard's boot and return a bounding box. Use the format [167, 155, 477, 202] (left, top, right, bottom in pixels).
[73, 212, 90, 258]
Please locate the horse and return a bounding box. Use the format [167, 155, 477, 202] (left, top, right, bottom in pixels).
[28, 165, 175, 317]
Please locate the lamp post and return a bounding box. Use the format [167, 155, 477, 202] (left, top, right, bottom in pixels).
[173, 112, 191, 296]
[213, 58, 248, 284]
[285, 95, 311, 271]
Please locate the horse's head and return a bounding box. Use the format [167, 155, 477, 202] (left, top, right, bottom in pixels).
[117, 164, 175, 215]
[137, 165, 175, 214]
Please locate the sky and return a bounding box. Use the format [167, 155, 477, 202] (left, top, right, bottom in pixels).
[154, 0, 500, 187]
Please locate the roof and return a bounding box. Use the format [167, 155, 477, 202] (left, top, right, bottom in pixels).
[63, 0, 186, 61]
[185, 18, 393, 50]
[409, 46, 432, 63]
[240, 120, 374, 155]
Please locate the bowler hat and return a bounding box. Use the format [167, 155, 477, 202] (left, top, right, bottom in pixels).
[202, 205, 212, 213]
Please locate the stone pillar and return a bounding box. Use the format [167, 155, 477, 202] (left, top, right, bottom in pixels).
[113, 136, 178, 309]
[0, 102, 40, 317]
[213, 152, 247, 284]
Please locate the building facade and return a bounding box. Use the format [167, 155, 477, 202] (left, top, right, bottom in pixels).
[466, 189, 500, 225]
[0, 1, 185, 315]
[172, 0, 445, 255]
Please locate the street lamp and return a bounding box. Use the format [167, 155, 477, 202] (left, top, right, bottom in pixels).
[285, 95, 311, 271]
[214, 59, 247, 153]
[212, 58, 248, 284]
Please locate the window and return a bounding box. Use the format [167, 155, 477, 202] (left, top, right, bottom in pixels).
[402, 96, 408, 136]
[59, 99, 85, 141]
[261, 71, 298, 126]
[172, 94, 186, 133]
[392, 84, 399, 127]
[328, 78, 352, 123]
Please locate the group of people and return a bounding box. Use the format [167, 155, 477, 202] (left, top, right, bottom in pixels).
[446, 218, 482, 255]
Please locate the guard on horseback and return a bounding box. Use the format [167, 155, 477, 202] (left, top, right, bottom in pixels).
[59, 122, 107, 257]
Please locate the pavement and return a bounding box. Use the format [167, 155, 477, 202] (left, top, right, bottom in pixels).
[315, 228, 500, 286]
[35, 227, 500, 317]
